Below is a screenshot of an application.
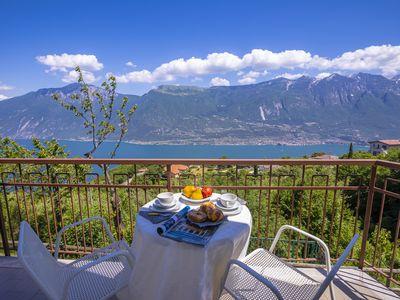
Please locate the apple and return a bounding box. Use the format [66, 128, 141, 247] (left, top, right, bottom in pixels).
[201, 186, 213, 198]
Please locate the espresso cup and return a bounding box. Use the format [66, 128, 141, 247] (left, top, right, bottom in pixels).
[157, 192, 174, 206]
[219, 193, 237, 208]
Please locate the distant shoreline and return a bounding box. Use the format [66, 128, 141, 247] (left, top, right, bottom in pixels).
[15, 139, 369, 159]
[15, 138, 369, 147]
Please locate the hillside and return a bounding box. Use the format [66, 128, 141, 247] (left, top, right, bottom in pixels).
[1, 73, 399, 145]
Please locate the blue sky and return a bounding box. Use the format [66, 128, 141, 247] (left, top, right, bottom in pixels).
[1, 0, 400, 99]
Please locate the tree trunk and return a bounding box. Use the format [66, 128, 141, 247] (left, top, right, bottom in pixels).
[104, 166, 124, 238]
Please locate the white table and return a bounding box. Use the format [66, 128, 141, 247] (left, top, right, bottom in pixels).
[123, 194, 252, 300]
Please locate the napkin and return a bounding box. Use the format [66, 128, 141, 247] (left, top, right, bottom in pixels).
[139, 211, 175, 224]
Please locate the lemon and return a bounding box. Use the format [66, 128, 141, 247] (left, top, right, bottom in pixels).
[183, 185, 196, 198]
[191, 189, 203, 200]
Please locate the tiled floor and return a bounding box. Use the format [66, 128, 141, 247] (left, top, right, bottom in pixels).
[298, 267, 400, 299]
[0, 256, 399, 299]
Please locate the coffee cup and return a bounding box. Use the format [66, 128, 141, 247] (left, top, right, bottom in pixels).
[219, 193, 237, 208]
[157, 192, 174, 206]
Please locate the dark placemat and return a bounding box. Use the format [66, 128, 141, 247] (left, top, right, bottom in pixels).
[139, 210, 175, 224]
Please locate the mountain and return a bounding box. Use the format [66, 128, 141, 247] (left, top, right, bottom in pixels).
[393, 74, 400, 83]
[0, 84, 142, 140]
[1, 73, 400, 145]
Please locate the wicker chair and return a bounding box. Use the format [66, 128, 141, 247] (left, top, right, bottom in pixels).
[222, 225, 359, 300]
[18, 217, 135, 300]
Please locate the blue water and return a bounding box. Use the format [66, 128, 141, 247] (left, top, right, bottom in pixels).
[16, 139, 367, 159]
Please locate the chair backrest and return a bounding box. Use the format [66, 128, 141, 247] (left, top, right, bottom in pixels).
[18, 221, 64, 300]
[312, 234, 359, 300]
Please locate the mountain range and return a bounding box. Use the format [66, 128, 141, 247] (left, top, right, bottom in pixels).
[0, 73, 399, 145]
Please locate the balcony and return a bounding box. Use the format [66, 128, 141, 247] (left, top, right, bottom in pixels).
[0, 158, 399, 299]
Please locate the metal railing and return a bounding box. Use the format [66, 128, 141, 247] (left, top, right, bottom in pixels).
[0, 158, 399, 288]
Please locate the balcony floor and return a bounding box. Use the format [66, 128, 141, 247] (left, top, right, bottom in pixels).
[0, 256, 399, 300]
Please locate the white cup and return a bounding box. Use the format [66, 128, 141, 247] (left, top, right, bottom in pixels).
[157, 192, 174, 206]
[219, 193, 238, 208]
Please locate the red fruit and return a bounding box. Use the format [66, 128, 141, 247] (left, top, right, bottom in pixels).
[201, 186, 213, 198]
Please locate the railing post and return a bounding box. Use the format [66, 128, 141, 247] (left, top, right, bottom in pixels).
[387, 210, 400, 287]
[0, 184, 11, 256]
[166, 164, 172, 192]
[359, 164, 377, 269]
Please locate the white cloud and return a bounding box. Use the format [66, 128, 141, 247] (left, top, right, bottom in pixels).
[36, 53, 103, 71]
[126, 61, 136, 67]
[37, 53, 103, 84]
[275, 73, 304, 80]
[107, 44, 400, 85]
[238, 71, 262, 84]
[245, 71, 261, 78]
[242, 49, 312, 70]
[115, 70, 153, 83]
[115, 49, 307, 84]
[0, 84, 13, 91]
[308, 45, 400, 76]
[210, 77, 230, 86]
[153, 52, 242, 80]
[0, 94, 9, 101]
[62, 70, 97, 83]
[35, 45, 400, 86]
[315, 72, 332, 80]
[238, 77, 256, 84]
[115, 52, 243, 83]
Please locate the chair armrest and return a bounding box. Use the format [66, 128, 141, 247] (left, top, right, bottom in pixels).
[224, 259, 284, 300]
[269, 225, 332, 272]
[62, 249, 135, 300]
[54, 216, 116, 259]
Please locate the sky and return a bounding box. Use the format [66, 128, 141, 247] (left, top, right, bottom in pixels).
[1, 0, 400, 99]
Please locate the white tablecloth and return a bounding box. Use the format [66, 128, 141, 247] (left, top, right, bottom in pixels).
[123, 194, 252, 300]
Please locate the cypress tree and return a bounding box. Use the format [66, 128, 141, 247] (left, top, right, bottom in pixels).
[348, 142, 354, 158]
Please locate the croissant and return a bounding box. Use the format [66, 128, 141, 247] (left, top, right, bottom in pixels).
[199, 202, 216, 214]
[207, 208, 224, 222]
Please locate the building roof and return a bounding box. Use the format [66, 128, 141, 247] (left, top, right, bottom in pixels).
[368, 139, 400, 145]
[170, 164, 189, 175]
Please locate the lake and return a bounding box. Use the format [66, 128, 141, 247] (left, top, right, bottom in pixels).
[16, 139, 368, 159]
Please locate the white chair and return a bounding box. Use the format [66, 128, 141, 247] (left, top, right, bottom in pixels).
[18, 217, 135, 300]
[222, 225, 359, 300]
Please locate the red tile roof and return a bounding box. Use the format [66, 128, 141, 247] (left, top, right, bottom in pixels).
[369, 140, 400, 145]
[171, 164, 189, 175]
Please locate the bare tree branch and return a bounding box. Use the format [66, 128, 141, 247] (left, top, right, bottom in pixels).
[51, 65, 138, 236]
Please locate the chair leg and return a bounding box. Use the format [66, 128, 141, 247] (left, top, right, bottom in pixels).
[329, 282, 335, 300]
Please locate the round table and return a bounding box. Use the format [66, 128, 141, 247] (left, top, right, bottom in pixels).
[123, 193, 252, 300]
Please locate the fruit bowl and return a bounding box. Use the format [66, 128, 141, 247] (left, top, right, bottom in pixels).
[181, 185, 214, 203]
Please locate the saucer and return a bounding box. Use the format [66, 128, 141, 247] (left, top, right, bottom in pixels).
[219, 203, 243, 216]
[149, 200, 181, 212]
[215, 199, 240, 211]
[154, 198, 176, 208]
